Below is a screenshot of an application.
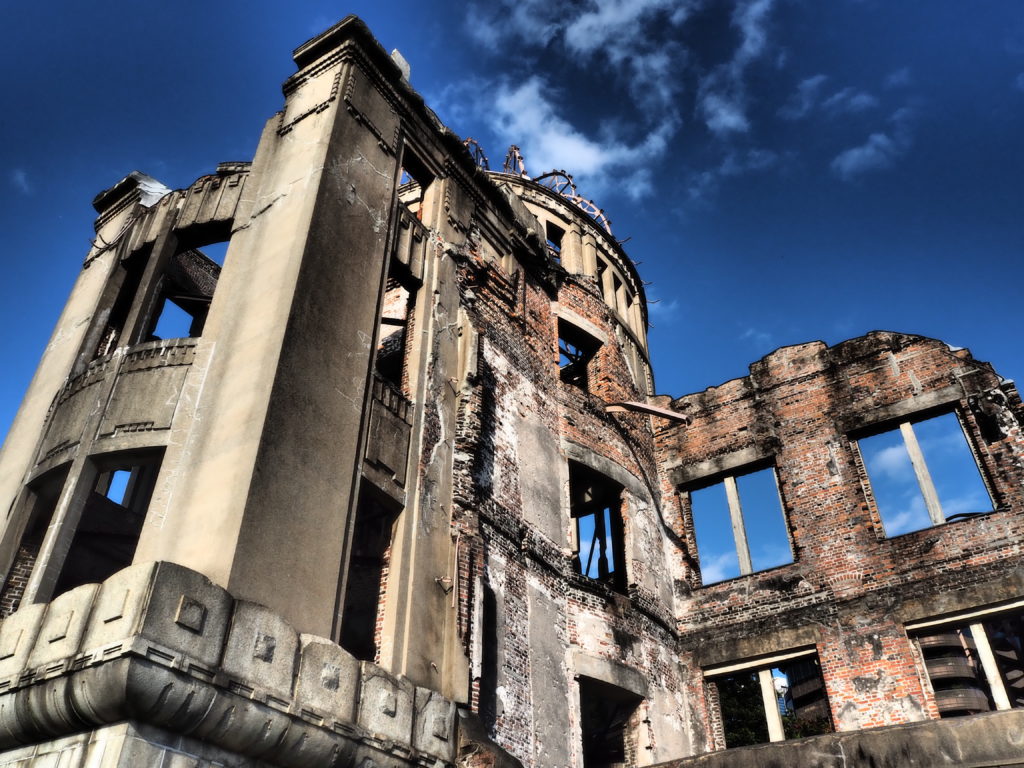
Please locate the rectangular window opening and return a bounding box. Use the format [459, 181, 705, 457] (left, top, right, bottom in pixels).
[558, 319, 600, 391]
[913, 608, 1024, 717]
[94, 250, 148, 359]
[709, 653, 832, 749]
[376, 274, 414, 391]
[0, 466, 70, 616]
[569, 462, 626, 592]
[339, 484, 400, 661]
[546, 221, 565, 263]
[687, 465, 792, 585]
[398, 149, 434, 221]
[54, 452, 162, 597]
[578, 677, 642, 768]
[147, 244, 223, 341]
[857, 411, 993, 537]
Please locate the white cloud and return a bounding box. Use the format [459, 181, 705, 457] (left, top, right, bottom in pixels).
[739, 326, 773, 348]
[830, 107, 914, 181]
[9, 169, 30, 195]
[489, 76, 677, 199]
[940, 491, 988, 517]
[822, 87, 879, 116]
[467, 0, 697, 111]
[465, 0, 561, 46]
[648, 298, 681, 322]
[777, 74, 829, 120]
[882, 496, 929, 536]
[733, 0, 775, 65]
[866, 443, 913, 481]
[698, 81, 751, 135]
[700, 550, 738, 583]
[697, 0, 778, 137]
[563, 0, 691, 54]
[831, 132, 896, 178]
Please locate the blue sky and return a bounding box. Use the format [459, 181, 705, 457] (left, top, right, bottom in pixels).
[2, 1, 1022, 439]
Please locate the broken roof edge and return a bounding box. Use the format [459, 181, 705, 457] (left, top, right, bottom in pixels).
[286, 17, 621, 296]
[92, 171, 171, 217]
[659, 330, 992, 406]
[492, 172, 649, 321]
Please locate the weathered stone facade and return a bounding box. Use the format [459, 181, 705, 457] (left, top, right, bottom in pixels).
[0, 15, 1022, 768]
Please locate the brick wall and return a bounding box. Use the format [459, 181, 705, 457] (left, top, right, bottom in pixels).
[449, 228, 690, 765]
[655, 332, 1024, 741]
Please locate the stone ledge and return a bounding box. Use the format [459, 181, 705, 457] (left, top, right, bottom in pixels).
[0, 562, 456, 767]
[653, 708, 1024, 768]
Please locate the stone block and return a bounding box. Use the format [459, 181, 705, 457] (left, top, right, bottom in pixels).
[79, 562, 231, 677]
[294, 634, 359, 723]
[412, 686, 455, 761]
[221, 601, 299, 708]
[357, 662, 414, 745]
[0, 603, 46, 689]
[27, 583, 99, 676]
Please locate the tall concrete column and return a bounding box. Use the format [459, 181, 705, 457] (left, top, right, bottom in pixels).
[581, 232, 598, 277]
[563, 223, 583, 274]
[375, 164, 481, 697]
[134, 20, 402, 638]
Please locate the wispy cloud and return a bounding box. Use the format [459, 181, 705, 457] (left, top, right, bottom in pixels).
[866, 443, 913, 481]
[487, 76, 676, 199]
[884, 67, 912, 89]
[822, 87, 879, 116]
[831, 107, 914, 181]
[697, 0, 778, 137]
[1015, 72, 1024, 93]
[882, 495, 929, 536]
[467, 0, 697, 112]
[687, 147, 779, 202]
[777, 74, 828, 120]
[780, 78, 877, 120]
[9, 169, 31, 195]
[739, 326, 774, 348]
[700, 550, 739, 583]
[648, 298, 681, 322]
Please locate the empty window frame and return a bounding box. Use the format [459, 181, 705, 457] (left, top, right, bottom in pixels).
[578, 677, 642, 768]
[558, 319, 600, 390]
[706, 651, 832, 748]
[92, 250, 149, 359]
[146, 244, 224, 341]
[339, 486, 400, 661]
[545, 220, 565, 263]
[397, 149, 435, 221]
[856, 411, 992, 537]
[53, 453, 162, 596]
[0, 465, 70, 616]
[376, 276, 414, 390]
[569, 463, 626, 592]
[687, 466, 792, 585]
[909, 606, 1024, 718]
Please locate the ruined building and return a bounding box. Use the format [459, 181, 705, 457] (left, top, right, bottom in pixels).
[0, 16, 1023, 768]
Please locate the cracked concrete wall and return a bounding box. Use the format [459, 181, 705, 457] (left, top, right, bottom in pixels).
[132, 37, 400, 637]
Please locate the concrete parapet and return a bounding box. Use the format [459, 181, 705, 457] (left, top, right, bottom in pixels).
[0, 561, 458, 766]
